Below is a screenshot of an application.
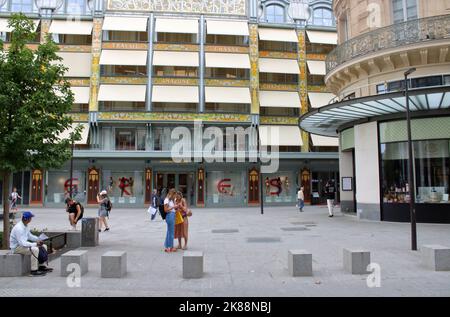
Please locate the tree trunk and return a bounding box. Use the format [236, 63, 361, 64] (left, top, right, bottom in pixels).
[2, 171, 10, 249]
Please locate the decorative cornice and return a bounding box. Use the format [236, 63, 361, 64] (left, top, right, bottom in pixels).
[98, 112, 252, 123]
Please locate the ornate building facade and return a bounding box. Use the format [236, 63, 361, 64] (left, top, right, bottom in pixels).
[300, 0, 450, 222]
[1, 0, 339, 208]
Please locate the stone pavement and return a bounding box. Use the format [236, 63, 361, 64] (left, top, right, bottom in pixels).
[1, 205, 450, 297]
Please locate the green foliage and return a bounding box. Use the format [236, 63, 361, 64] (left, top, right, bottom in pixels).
[0, 13, 82, 173]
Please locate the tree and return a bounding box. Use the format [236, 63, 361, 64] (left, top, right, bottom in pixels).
[0, 14, 81, 249]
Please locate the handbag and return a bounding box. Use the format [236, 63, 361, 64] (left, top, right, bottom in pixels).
[175, 211, 184, 225]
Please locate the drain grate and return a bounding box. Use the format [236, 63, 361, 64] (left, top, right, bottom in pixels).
[281, 226, 309, 231]
[247, 237, 281, 243]
[212, 229, 239, 233]
[290, 221, 316, 225]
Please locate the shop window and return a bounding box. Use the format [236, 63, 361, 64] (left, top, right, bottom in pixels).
[114, 128, 145, 151]
[260, 107, 299, 117]
[52, 34, 92, 45]
[102, 170, 144, 205]
[101, 65, 147, 77]
[205, 103, 250, 114]
[305, 43, 334, 55]
[70, 104, 89, 113]
[153, 66, 198, 77]
[205, 35, 248, 46]
[262, 172, 297, 204]
[259, 40, 297, 53]
[103, 31, 148, 42]
[206, 171, 246, 206]
[100, 101, 146, 112]
[260, 73, 298, 84]
[204, 68, 249, 80]
[307, 74, 325, 86]
[46, 170, 86, 204]
[312, 8, 335, 27]
[156, 32, 196, 44]
[265, 4, 285, 24]
[380, 140, 450, 204]
[152, 103, 197, 112]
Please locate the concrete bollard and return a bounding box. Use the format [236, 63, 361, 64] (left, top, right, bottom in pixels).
[343, 248, 370, 274]
[101, 251, 127, 278]
[81, 218, 99, 247]
[66, 231, 82, 249]
[0, 250, 31, 277]
[60, 249, 89, 277]
[422, 245, 450, 271]
[288, 250, 313, 277]
[183, 251, 204, 279]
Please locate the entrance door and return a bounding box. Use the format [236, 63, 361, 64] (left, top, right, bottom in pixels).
[248, 168, 259, 204]
[87, 168, 100, 204]
[155, 172, 194, 206]
[31, 169, 43, 204]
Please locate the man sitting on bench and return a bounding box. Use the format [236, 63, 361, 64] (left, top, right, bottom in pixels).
[10, 211, 52, 276]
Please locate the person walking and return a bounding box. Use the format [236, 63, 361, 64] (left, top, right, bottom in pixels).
[163, 188, 177, 253]
[9, 187, 22, 213]
[325, 180, 335, 217]
[150, 189, 159, 221]
[297, 187, 305, 212]
[97, 190, 111, 232]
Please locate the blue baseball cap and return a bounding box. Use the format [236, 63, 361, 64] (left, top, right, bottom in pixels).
[22, 211, 35, 220]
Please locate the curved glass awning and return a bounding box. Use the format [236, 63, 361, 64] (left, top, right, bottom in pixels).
[299, 86, 450, 137]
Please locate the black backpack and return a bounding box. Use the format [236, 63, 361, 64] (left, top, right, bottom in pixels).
[106, 199, 112, 212]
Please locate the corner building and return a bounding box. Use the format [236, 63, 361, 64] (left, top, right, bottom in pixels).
[0, 0, 339, 208]
[300, 0, 450, 223]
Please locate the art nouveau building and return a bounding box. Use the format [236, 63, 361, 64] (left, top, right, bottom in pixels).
[1, 0, 339, 208]
[300, 0, 450, 222]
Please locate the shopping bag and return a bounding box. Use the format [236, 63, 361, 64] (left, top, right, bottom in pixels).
[175, 211, 184, 225]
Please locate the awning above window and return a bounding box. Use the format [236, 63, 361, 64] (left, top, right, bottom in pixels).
[206, 20, 249, 36]
[259, 125, 303, 146]
[72, 87, 90, 104]
[152, 51, 199, 67]
[155, 18, 198, 34]
[306, 30, 338, 45]
[307, 60, 326, 75]
[99, 50, 147, 66]
[205, 53, 250, 69]
[49, 20, 93, 35]
[311, 134, 339, 147]
[56, 52, 92, 77]
[58, 123, 89, 145]
[259, 58, 300, 74]
[308, 92, 336, 108]
[0, 19, 40, 32]
[259, 91, 300, 108]
[258, 28, 298, 43]
[205, 87, 251, 103]
[102, 16, 148, 32]
[152, 86, 199, 103]
[98, 85, 147, 102]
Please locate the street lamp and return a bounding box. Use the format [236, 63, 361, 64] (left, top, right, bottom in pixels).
[34, 0, 64, 18]
[255, 124, 264, 215]
[404, 67, 417, 251]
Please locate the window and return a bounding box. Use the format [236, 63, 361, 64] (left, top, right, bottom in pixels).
[153, 126, 193, 151]
[101, 65, 147, 77]
[157, 33, 196, 44]
[313, 8, 335, 27]
[152, 103, 197, 113]
[70, 104, 89, 113]
[445, 75, 450, 86]
[260, 73, 298, 84]
[100, 101, 146, 112]
[411, 76, 443, 89]
[266, 5, 285, 24]
[205, 68, 249, 80]
[205, 103, 250, 114]
[307, 74, 325, 86]
[66, 0, 86, 15]
[52, 34, 92, 45]
[11, 0, 34, 13]
[260, 107, 299, 117]
[153, 66, 197, 78]
[205, 35, 248, 46]
[115, 128, 146, 151]
[392, 0, 418, 23]
[259, 40, 297, 53]
[103, 31, 148, 42]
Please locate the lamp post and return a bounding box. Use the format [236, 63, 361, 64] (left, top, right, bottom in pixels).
[404, 67, 417, 251]
[255, 124, 264, 215]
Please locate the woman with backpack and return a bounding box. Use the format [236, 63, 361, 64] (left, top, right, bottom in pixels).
[97, 190, 111, 232]
[66, 197, 84, 230]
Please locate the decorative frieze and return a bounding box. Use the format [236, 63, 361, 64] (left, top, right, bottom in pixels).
[297, 29, 309, 152]
[101, 77, 148, 85]
[57, 45, 92, 53]
[260, 116, 299, 125]
[249, 24, 259, 115]
[307, 85, 328, 92]
[152, 77, 198, 86]
[259, 83, 298, 91]
[205, 79, 249, 87]
[98, 112, 252, 123]
[107, 0, 247, 16]
[67, 79, 91, 87]
[102, 42, 149, 50]
[154, 44, 199, 52]
[204, 45, 249, 54]
[259, 51, 297, 59]
[89, 18, 103, 112]
[306, 53, 327, 61]
[66, 113, 89, 122]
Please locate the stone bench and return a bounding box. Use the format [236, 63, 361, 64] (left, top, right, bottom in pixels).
[60, 249, 88, 277]
[101, 251, 127, 278]
[288, 250, 312, 277]
[422, 245, 450, 271]
[343, 248, 370, 274]
[183, 251, 204, 279]
[0, 250, 31, 277]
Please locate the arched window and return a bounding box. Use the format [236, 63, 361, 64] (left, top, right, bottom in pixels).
[313, 8, 335, 27]
[266, 4, 285, 24]
[10, 0, 34, 12]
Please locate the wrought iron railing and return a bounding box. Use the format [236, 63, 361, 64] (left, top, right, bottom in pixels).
[326, 14, 450, 74]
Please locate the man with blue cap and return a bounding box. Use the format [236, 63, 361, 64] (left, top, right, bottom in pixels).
[10, 211, 52, 276]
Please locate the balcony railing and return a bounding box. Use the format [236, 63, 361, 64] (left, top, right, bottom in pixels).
[326, 14, 450, 74]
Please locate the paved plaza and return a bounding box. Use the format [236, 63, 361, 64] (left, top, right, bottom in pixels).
[1, 205, 450, 297]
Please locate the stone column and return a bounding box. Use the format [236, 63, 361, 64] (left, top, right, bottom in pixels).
[198, 15, 205, 113]
[89, 18, 102, 113]
[249, 24, 259, 115]
[147, 13, 155, 111]
[297, 29, 309, 152]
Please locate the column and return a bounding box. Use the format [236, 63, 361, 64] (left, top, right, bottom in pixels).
[147, 13, 155, 111]
[249, 24, 259, 115]
[89, 18, 102, 113]
[198, 15, 205, 113]
[297, 29, 309, 152]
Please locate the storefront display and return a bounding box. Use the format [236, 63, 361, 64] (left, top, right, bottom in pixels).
[206, 171, 246, 207]
[102, 170, 144, 205]
[263, 172, 296, 204]
[46, 170, 86, 204]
